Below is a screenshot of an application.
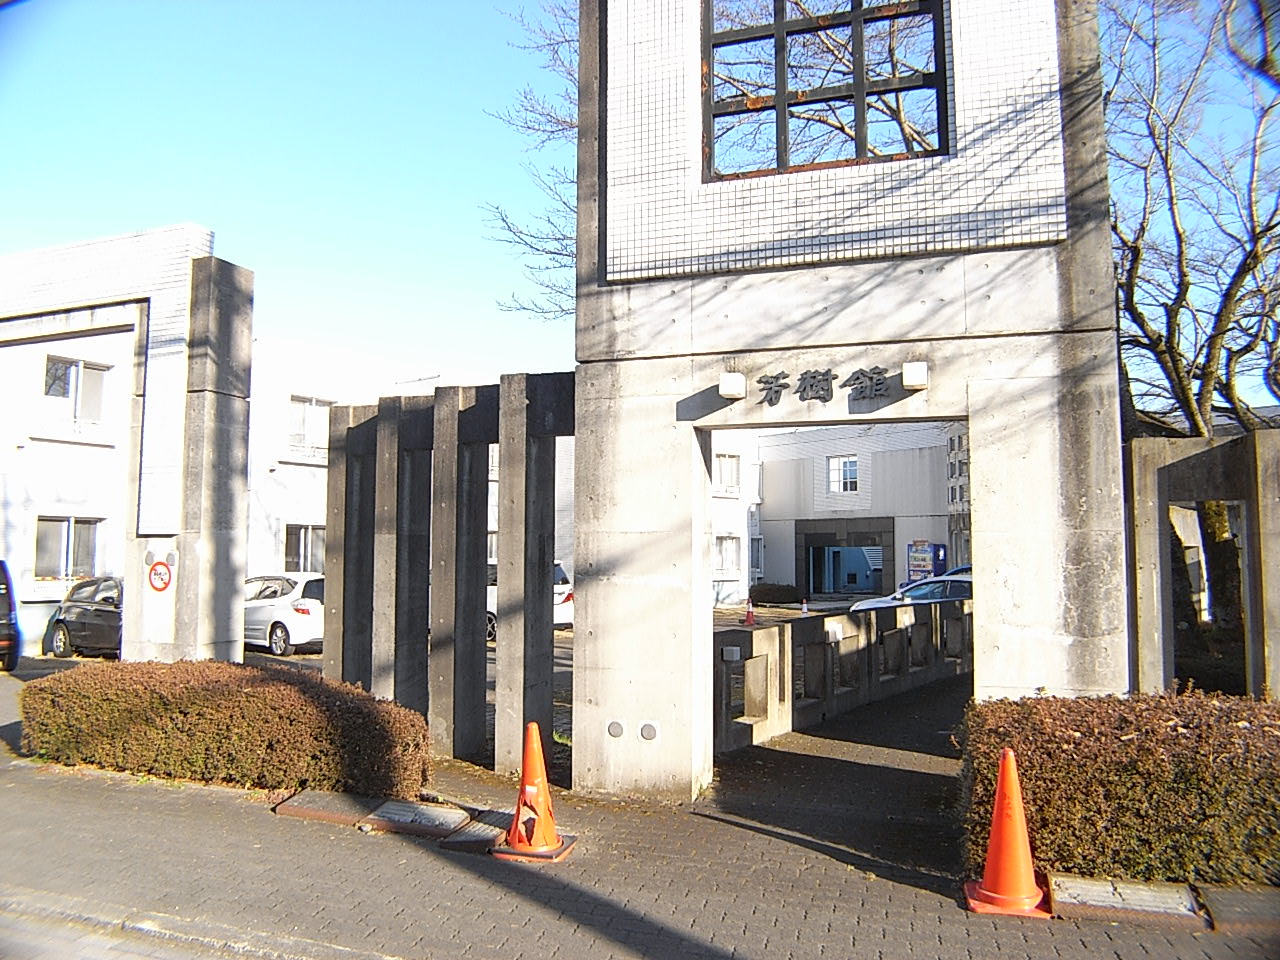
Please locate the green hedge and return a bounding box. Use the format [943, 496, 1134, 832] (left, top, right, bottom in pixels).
[20, 660, 430, 800]
[959, 690, 1280, 885]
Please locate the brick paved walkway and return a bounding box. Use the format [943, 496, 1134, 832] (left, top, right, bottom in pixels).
[1, 663, 1274, 960]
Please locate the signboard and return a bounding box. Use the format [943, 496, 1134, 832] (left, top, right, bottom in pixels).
[906, 540, 934, 584]
[148, 560, 172, 592]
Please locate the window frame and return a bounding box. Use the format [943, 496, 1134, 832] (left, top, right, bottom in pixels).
[284, 523, 326, 573]
[826, 454, 859, 493]
[702, 0, 949, 180]
[44, 355, 109, 424]
[35, 516, 101, 580]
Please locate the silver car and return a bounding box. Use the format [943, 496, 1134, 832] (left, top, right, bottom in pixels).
[849, 573, 972, 612]
[243, 574, 324, 656]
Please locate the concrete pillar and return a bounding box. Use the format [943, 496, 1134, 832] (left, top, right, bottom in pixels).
[573, 363, 715, 800]
[371, 397, 403, 700]
[494, 373, 573, 774]
[323, 404, 376, 687]
[1241, 430, 1280, 699]
[395, 397, 434, 714]
[124, 257, 252, 662]
[429, 385, 497, 759]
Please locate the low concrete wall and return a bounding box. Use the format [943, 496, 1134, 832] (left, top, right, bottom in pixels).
[713, 601, 972, 755]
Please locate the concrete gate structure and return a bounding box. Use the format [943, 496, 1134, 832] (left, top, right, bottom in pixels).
[570, 0, 1129, 798]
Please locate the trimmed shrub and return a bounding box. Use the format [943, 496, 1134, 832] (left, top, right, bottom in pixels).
[749, 582, 801, 604]
[958, 690, 1280, 885]
[20, 660, 430, 800]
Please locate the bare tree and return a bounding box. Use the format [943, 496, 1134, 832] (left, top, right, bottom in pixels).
[1103, 0, 1279, 642]
[484, 3, 579, 320]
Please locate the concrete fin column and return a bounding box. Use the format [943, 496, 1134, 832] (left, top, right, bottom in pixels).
[429, 385, 498, 758]
[395, 397, 434, 713]
[1242, 430, 1279, 699]
[172, 257, 252, 662]
[494, 373, 574, 774]
[371, 397, 403, 700]
[324, 404, 377, 687]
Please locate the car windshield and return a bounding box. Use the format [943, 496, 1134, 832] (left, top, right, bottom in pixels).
[301, 578, 324, 601]
[554, 564, 570, 585]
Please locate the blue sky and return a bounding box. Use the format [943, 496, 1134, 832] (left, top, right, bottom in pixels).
[0, 0, 576, 395]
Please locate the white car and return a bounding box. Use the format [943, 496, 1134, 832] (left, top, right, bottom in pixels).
[485, 562, 574, 642]
[244, 574, 324, 655]
[849, 573, 972, 612]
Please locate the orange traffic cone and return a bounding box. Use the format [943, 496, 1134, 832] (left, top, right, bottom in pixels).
[745, 598, 756, 626]
[491, 722, 576, 863]
[965, 747, 1050, 917]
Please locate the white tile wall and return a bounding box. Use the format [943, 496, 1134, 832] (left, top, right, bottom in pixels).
[604, 0, 1067, 279]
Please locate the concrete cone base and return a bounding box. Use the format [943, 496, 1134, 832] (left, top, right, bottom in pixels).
[965, 879, 1052, 918]
[491, 834, 577, 863]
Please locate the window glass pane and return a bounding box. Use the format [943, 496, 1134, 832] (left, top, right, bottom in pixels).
[79, 366, 105, 421]
[713, 111, 778, 175]
[713, 37, 775, 103]
[786, 27, 854, 92]
[289, 400, 307, 447]
[787, 0, 850, 19]
[71, 519, 97, 577]
[866, 88, 938, 155]
[864, 14, 935, 79]
[789, 99, 859, 165]
[301, 578, 324, 601]
[284, 525, 301, 571]
[714, 0, 773, 32]
[35, 518, 67, 578]
[45, 358, 73, 398]
[308, 527, 326, 573]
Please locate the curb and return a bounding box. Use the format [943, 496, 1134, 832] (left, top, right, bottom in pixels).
[0, 886, 412, 960]
[1047, 873, 1280, 936]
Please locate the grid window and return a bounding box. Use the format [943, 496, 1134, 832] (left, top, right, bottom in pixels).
[827, 455, 858, 493]
[704, 0, 947, 179]
[285, 524, 326, 573]
[35, 516, 100, 579]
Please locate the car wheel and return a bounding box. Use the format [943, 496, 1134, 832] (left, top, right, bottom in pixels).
[51, 623, 73, 658]
[0, 644, 16, 672]
[268, 623, 294, 656]
[485, 612, 497, 644]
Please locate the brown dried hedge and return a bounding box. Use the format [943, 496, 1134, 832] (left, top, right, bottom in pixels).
[959, 690, 1280, 885]
[19, 660, 430, 800]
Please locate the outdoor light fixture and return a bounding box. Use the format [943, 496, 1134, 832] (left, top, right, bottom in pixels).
[902, 361, 929, 391]
[718, 372, 747, 400]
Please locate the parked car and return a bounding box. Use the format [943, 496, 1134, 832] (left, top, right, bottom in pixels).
[47, 576, 123, 658]
[485, 562, 574, 642]
[243, 574, 324, 656]
[944, 563, 972, 576]
[849, 573, 972, 612]
[0, 560, 20, 671]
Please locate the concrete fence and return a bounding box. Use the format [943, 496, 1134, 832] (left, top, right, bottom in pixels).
[713, 601, 973, 755]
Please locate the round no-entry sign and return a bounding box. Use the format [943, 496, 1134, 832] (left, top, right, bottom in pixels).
[148, 561, 172, 592]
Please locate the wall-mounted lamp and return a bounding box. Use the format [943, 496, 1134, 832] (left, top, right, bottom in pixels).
[902, 361, 929, 391]
[718, 372, 747, 400]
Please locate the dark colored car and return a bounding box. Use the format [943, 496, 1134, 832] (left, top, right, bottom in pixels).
[0, 560, 19, 671]
[47, 576, 123, 658]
